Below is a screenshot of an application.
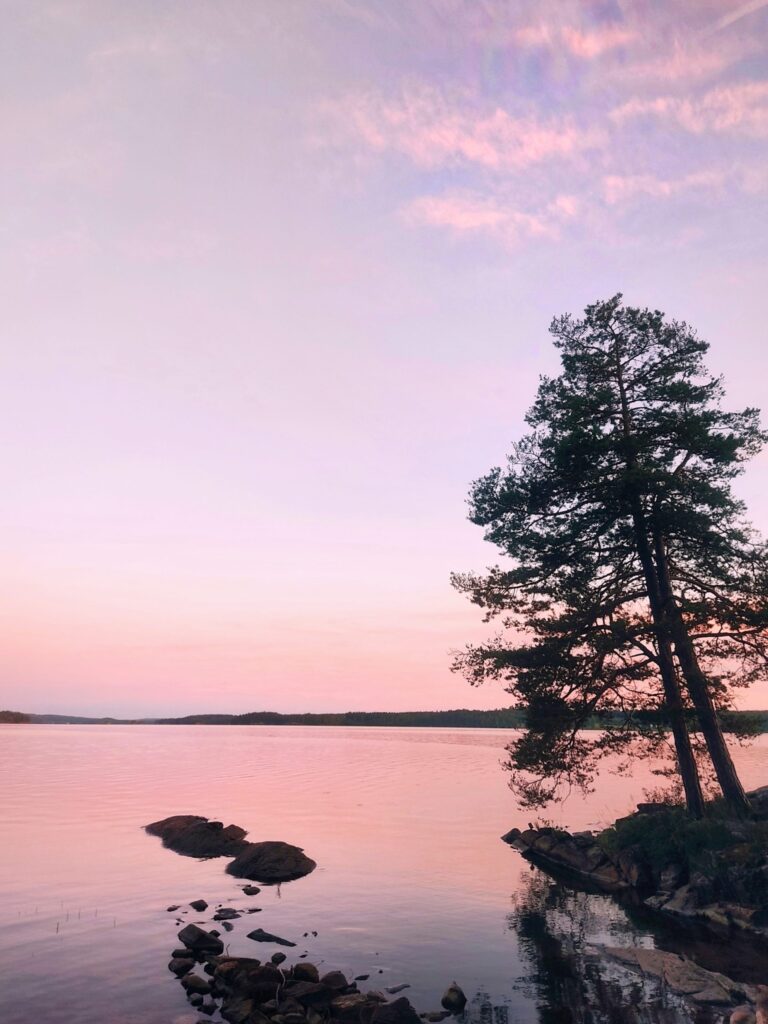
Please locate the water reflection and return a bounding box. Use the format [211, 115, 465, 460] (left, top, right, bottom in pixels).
[508, 869, 723, 1024]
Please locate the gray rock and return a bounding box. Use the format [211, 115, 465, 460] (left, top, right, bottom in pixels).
[272, 952, 288, 965]
[146, 815, 249, 858]
[190, 899, 209, 912]
[169, 957, 195, 976]
[320, 971, 349, 991]
[178, 923, 224, 955]
[227, 840, 317, 883]
[293, 963, 320, 983]
[182, 974, 212, 996]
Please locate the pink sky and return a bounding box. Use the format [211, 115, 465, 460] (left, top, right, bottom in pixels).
[3, 0, 768, 716]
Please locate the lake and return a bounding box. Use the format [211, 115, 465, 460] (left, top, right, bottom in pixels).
[1, 725, 766, 1024]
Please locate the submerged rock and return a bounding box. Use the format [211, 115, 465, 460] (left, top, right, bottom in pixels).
[246, 927, 297, 947]
[227, 840, 317, 883]
[146, 815, 248, 858]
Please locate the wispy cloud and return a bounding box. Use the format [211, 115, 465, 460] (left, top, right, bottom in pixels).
[708, 0, 768, 33]
[403, 189, 580, 248]
[515, 22, 634, 58]
[612, 80, 768, 136]
[602, 170, 725, 204]
[327, 87, 601, 171]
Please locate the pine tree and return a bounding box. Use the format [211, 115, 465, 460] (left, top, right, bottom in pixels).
[453, 295, 768, 815]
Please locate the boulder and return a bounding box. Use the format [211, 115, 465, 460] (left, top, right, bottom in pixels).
[146, 815, 248, 858]
[293, 963, 320, 983]
[169, 957, 195, 976]
[286, 981, 333, 1006]
[321, 971, 349, 991]
[178, 923, 225, 955]
[190, 899, 209, 912]
[227, 841, 317, 883]
[182, 974, 212, 997]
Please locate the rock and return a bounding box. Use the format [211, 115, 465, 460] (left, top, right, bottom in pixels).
[189, 993, 204, 1007]
[214, 907, 241, 920]
[440, 984, 466, 1015]
[293, 963, 320, 983]
[190, 899, 209, 912]
[219, 961, 283, 1003]
[226, 840, 317, 883]
[178, 923, 225, 955]
[169, 957, 195, 976]
[372, 997, 422, 1024]
[199, 1001, 217, 1017]
[321, 971, 349, 990]
[172, 947, 193, 958]
[220, 995, 270, 1024]
[146, 815, 249, 858]
[331, 992, 379, 1022]
[247, 927, 297, 947]
[272, 952, 288, 965]
[167, 905, 181, 912]
[500, 828, 521, 844]
[222, 920, 234, 932]
[423, 1014, 451, 1022]
[243, 884, 262, 896]
[385, 985, 410, 995]
[600, 947, 747, 1006]
[286, 981, 333, 1006]
[182, 974, 212, 996]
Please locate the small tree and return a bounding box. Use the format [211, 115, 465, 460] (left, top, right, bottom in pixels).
[453, 295, 768, 816]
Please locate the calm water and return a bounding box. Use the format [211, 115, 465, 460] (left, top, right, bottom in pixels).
[1, 726, 766, 1024]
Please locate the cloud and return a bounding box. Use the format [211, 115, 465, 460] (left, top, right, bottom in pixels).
[708, 0, 768, 33]
[602, 170, 725, 204]
[328, 87, 600, 171]
[612, 80, 768, 135]
[403, 189, 581, 247]
[514, 22, 634, 58]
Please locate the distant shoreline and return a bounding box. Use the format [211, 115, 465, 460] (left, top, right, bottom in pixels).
[3, 708, 768, 732]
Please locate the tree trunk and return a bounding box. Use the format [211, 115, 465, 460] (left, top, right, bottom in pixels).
[653, 530, 752, 816]
[610, 335, 705, 817]
[627, 507, 705, 817]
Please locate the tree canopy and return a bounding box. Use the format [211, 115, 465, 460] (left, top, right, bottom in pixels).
[452, 295, 768, 815]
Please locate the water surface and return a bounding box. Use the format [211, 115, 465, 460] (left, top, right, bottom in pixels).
[1, 725, 765, 1024]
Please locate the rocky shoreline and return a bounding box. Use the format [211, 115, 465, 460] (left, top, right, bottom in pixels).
[502, 785, 768, 947]
[501, 787, 768, 1021]
[167, 918, 466, 1024]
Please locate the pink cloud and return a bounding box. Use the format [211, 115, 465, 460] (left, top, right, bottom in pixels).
[332, 87, 600, 171]
[612, 80, 768, 136]
[513, 21, 633, 58]
[403, 189, 583, 247]
[602, 170, 725, 204]
[561, 25, 635, 58]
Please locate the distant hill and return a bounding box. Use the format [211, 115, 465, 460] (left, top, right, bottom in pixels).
[0, 710, 31, 723]
[3, 708, 768, 731]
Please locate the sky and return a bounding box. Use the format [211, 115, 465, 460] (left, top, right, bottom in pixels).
[2, 0, 768, 717]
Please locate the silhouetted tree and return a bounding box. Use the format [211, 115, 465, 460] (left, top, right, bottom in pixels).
[453, 295, 768, 816]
